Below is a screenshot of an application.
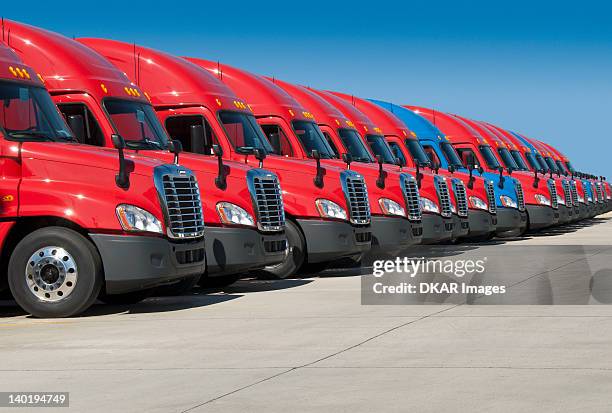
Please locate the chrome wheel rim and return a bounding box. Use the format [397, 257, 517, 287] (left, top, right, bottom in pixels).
[25, 246, 78, 302]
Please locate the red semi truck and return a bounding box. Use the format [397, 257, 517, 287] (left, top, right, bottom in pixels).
[328, 93, 458, 243]
[260, 78, 424, 251]
[6, 21, 289, 286]
[0, 41, 205, 317]
[450, 115, 567, 225]
[81, 39, 373, 277]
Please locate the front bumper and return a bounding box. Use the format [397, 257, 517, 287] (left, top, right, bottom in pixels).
[370, 216, 421, 254]
[297, 219, 371, 263]
[467, 209, 496, 238]
[526, 204, 556, 230]
[452, 214, 470, 240]
[557, 205, 572, 225]
[205, 227, 287, 277]
[422, 214, 454, 244]
[496, 207, 527, 235]
[90, 234, 206, 294]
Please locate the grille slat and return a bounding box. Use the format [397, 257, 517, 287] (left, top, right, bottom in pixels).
[160, 173, 205, 239]
[342, 171, 371, 225]
[513, 179, 525, 212]
[562, 180, 572, 206]
[451, 178, 469, 218]
[570, 180, 579, 205]
[400, 174, 422, 221]
[485, 180, 498, 214]
[435, 176, 453, 218]
[548, 179, 559, 209]
[248, 170, 285, 232]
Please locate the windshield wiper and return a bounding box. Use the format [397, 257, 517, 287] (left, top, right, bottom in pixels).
[125, 139, 164, 150]
[7, 132, 57, 141]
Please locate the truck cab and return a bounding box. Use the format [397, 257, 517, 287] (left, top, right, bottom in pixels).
[369, 100, 497, 239]
[5, 21, 288, 287]
[453, 118, 561, 228]
[0, 41, 205, 317]
[269, 79, 423, 253]
[80, 41, 372, 277]
[327, 94, 457, 243]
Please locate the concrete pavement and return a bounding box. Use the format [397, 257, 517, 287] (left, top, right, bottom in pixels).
[0, 213, 611, 412]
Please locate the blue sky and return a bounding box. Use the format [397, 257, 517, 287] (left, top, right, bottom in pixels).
[4, 0, 611, 177]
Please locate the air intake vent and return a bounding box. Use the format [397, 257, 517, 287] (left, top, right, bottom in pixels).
[547, 179, 558, 209]
[451, 178, 468, 217]
[434, 176, 452, 218]
[155, 166, 205, 239]
[562, 180, 572, 206]
[247, 169, 285, 232]
[341, 171, 371, 225]
[513, 179, 525, 212]
[485, 180, 497, 214]
[399, 173, 422, 221]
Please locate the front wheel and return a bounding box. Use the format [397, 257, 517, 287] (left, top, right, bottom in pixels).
[8, 227, 102, 318]
[255, 220, 305, 279]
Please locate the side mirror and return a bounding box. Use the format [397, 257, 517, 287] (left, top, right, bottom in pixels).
[111, 134, 126, 150]
[395, 157, 405, 168]
[212, 143, 223, 157]
[376, 155, 383, 165]
[67, 114, 85, 142]
[376, 155, 386, 189]
[212, 144, 226, 189]
[111, 134, 129, 189]
[311, 149, 324, 188]
[190, 124, 205, 155]
[342, 153, 353, 169]
[167, 140, 183, 164]
[465, 153, 476, 170]
[253, 148, 266, 168]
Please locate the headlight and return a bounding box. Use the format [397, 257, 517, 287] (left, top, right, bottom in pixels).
[469, 196, 488, 211]
[217, 202, 255, 226]
[116, 204, 163, 234]
[587, 195, 593, 203]
[378, 198, 406, 217]
[450, 204, 457, 214]
[420, 197, 440, 214]
[578, 194, 585, 203]
[557, 195, 565, 206]
[315, 199, 348, 220]
[535, 194, 551, 206]
[499, 195, 517, 209]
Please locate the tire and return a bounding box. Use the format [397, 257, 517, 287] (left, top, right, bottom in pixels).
[8, 227, 102, 318]
[255, 220, 305, 279]
[98, 289, 152, 305]
[199, 274, 240, 289]
[154, 274, 201, 296]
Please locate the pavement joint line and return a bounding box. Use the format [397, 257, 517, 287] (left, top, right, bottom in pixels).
[180, 305, 462, 411]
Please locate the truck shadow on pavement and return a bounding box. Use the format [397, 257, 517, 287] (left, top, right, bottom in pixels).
[527, 216, 609, 238]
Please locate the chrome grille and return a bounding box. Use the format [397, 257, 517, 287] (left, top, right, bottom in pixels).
[547, 179, 558, 209]
[451, 178, 469, 217]
[569, 180, 579, 205]
[247, 169, 285, 232]
[155, 166, 204, 239]
[562, 180, 572, 206]
[513, 179, 525, 212]
[399, 173, 422, 221]
[341, 171, 371, 225]
[434, 176, 452, 218]
[595, 182, 604, 203]
[485, 180, 497, 214]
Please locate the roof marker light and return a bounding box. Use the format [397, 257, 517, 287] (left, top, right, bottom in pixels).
[215, 98, 222, 107]
[100, 83, 108, 93]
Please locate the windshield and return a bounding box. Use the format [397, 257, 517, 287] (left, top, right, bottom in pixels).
[479, 145, 501, 169]
[498, 147, 519, 170]
[544, 157, 559, 174]
[535, 154, 550, 172]
[291, 120, 335, 159]
[525, 152, 542, 171]
[0, 80, 73, 141]
[510, 150, 529, 171]
[219, 111, 275, 154]
[565, 161, 575, 173]
[556, 160, 569, 175]
[104, 99, 168, 149]
[441, 142, 464, 168]
[338, 128, 374, 162]
[365, 134, 396, 164]
[405, 139, 431, 166]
